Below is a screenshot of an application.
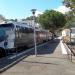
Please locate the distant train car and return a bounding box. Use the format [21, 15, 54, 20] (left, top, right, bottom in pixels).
[0, 22, 51, 57]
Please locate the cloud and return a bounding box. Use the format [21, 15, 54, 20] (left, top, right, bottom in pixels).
[35, 11, 43, 16]
[54, 6, 70, 14]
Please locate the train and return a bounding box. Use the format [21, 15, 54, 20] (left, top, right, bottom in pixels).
[0, 22, 51, 58]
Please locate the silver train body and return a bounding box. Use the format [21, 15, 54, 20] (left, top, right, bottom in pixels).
[0, 22, 51, 57]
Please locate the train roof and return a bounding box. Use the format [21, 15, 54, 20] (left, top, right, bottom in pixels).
[0, 22, 33, 29]
[13, 22, 33, 28]
[0, 22, 50, 32]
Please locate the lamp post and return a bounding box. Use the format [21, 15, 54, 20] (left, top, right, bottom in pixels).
[70, 28, 71, 43]
[31, 9, 37, 56]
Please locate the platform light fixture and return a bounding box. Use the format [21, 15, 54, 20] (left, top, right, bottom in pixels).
[31, 9, 37, 56]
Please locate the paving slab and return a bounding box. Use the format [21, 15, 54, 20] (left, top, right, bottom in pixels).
[1, 39, 75, 75]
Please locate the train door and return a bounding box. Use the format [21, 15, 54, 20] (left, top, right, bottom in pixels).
[5, 27, 15, 49]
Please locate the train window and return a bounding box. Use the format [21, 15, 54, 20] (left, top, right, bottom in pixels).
[16, 26, 34, 33]
[0, 29, 6, 42]
[27, 28, 30, 33]
[22, 28, 25, 33]
[25, 27, 29, 33]
[27, 28, 34, 33]
[15, 26, 21, 38]
[19, 27, 23, 33]
[16, 26, 18, 31]
[30, 28, 34, 33]
[16, 26, 20, 31]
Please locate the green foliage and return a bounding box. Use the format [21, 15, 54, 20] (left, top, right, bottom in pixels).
[21, 19, 26, 21]
[6, 19, 15, 22]
[63, 0, 75, 13]
[63, 0, 75, 28]
[64, 20, 75, 29]
[14, 19, 18, 22]
[64, 20, 73, 28]
[38, 10, 66, 33]
[26, 16, 38, 22]
[26, 16, 33, 20]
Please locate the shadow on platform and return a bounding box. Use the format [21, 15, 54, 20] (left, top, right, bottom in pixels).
[22, 60, 58, 65]
[28, 39, 60, 55]
[0, 39, 60, 73]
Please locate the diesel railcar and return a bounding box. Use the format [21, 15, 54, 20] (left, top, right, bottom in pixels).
[0, 22, 51, 57]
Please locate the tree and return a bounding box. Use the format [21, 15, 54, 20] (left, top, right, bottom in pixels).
[0, 14, 6, 21]
[26, 16, 33, 20]
[63, 0, 75, 28]
[38, 10, 66, 33]
[8, 19, 16, 22]
[14, 19, 18, 22]
[21, 19, 26, 21]
[63, 0, 75, 13]
[26, 16, 38, 22]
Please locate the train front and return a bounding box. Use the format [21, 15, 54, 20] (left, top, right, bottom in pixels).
[0, 23, 15, 57]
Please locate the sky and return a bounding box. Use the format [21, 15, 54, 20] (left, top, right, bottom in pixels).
[0, 0, 70, 19]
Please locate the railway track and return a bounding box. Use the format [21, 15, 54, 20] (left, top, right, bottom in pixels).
[0, 41, 49, 73]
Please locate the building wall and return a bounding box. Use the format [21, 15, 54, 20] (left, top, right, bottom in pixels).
[62, 29, 70, 36]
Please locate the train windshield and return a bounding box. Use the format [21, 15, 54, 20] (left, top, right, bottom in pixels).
[0, 23, 14, 29]
[0, 29, 6, 42]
